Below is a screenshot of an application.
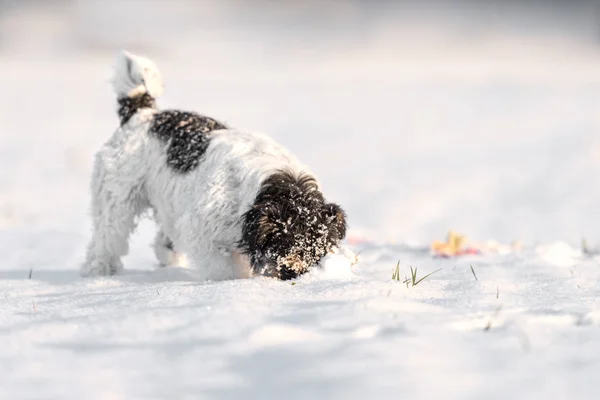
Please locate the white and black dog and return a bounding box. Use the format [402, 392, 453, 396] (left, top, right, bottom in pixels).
[81, 51, 347, 280]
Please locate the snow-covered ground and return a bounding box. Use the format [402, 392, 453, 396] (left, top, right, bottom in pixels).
[2, 232, 600, 399]
[1, 1, 600, 398]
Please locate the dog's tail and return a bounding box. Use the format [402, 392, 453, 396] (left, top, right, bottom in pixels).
[112, 50, 164, 100]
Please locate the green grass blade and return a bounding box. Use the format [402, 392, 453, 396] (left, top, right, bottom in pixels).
[413, 268, 442, 286]
[392, 261, 400, 281]
[410, 266, 417, 285]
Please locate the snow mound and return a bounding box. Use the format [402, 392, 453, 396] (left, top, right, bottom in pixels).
[306, 246, 357, 280]
[535, 241, 582, 267]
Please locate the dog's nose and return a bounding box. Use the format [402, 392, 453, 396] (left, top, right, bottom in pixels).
[277, 265, 297, 281]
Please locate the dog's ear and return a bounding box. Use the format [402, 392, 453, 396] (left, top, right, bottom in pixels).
[240, 204, 287, 259]
[323, 203, 347, 241]
[256, 212, 279, 244]
[249, 204, 288, 249]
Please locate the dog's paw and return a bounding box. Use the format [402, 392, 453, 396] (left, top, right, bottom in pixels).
[154, 240, 189, 268]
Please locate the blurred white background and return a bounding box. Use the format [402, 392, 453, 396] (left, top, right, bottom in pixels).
[0, 0, 599, 244]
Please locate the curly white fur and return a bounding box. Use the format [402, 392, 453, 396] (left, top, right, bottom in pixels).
[112, 50, 163, 99]
[81, 51, 315, 280]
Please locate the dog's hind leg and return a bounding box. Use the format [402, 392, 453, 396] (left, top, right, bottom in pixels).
[81, 151, 148, 277]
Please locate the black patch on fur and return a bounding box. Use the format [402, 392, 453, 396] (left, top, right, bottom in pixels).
[117, 93, 156, 125]
[239, 170, 347, 280]
[150, 111, 228, 173]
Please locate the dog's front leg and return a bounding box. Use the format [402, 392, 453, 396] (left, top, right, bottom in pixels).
[153, 229, 187, 268]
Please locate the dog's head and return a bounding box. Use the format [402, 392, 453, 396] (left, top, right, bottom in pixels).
[240, 171, 347, 280]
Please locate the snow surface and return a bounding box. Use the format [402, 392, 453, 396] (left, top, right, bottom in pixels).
[2, 1, 600, 399]
[2, 232, 600, 399]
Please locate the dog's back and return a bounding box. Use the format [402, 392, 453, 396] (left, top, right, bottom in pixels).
[143, 127, 316, 266]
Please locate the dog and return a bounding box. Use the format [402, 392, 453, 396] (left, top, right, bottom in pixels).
[81, 51, 347, 280]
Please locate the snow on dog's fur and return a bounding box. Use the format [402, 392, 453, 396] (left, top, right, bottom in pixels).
[81, 51, 347, 280]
